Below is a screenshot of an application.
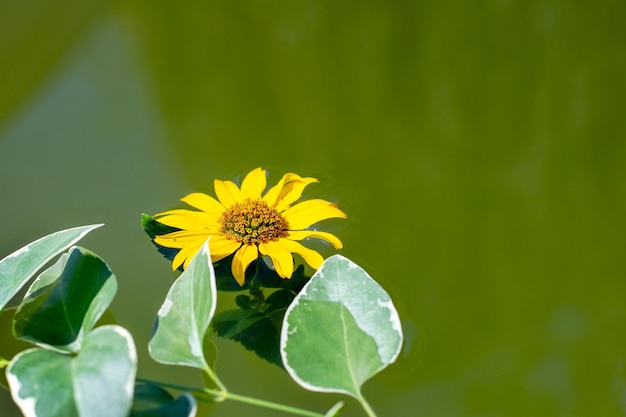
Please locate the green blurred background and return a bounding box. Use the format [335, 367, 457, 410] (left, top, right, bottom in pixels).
[1, 1, 626, 416]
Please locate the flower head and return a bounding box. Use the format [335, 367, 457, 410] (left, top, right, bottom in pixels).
[153, 168, 347, 285]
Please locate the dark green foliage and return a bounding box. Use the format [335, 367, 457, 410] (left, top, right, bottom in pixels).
[211, 263, 310, 366]
[212, 288, 298, 368]
[212, 308, 282, 367]
[141, 213, 180, 239]
[131, 383, 196, 417]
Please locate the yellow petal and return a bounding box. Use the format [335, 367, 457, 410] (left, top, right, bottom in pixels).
[231, 244, 258, 285]
[208, 235, 242, 262]
[240, 168, 267, 199]
[171, 241, 203, 270]
[214, 179, 242, 208]
[182, 250, 199, 269]
[155, 210, 220, 231]
[155, 231, 210, 248]
[262, 173, 300, 207]
[276, 239, 325, 270]
[285, 230, 343, 250]
[180, 193, 226, 219]
[171, 251, 186, 270]
[274, 177, 318, 212]
[258, 241, 294, 278]
[282, 199, 347, 230]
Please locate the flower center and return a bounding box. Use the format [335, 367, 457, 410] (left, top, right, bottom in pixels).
[219, 198, 289, 244]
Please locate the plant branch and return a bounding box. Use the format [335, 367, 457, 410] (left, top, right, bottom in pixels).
[136, 377, 325, 417]
[208, 389, 325, 417]
[357, 393, 378, 417]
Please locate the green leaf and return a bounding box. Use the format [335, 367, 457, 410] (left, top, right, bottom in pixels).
[13, 246, 116, 352]
[280, 255, 403, 398]
[0, 224, 102, 312]
[130, 383, 197, 417]
[149, 240, 216, 371]
[212, 288, 296, 367]
[6, 325, 137, 417]
[141, 213, 180, 239]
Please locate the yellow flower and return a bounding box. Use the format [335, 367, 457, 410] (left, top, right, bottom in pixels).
[153, 168, 347, 285]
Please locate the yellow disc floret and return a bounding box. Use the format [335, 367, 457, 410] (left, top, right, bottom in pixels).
[219, 198, 289, 245]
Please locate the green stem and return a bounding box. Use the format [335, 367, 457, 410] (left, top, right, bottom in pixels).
[211, 389, 325, 417]
[203, 364, 227, 392]
[136, 377, 324, 417]
[357, 393, 378, 417]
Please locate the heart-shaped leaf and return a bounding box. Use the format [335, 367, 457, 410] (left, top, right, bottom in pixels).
[0, 224, 102, 312]
[281, 255, 403, 399]
[149, 240, 216, 371]
[13, 246, 116, 352]
[7, 325, 137, 417]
